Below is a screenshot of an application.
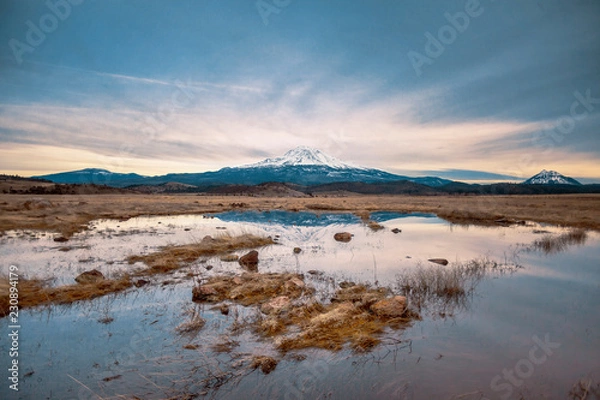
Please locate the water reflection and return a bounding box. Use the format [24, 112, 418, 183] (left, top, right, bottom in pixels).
[0, 212, 599, 399]
[527, 228, 588, 254]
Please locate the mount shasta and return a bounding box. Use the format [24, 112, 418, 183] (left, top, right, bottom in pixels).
[33, 147, 589, 194]
[34, 147, 452, 188]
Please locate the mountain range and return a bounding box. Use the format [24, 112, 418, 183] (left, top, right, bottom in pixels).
[32, 147, 590, 194]
[33, 147, 452, 188]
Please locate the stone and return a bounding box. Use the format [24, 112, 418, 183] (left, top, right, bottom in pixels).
[239, 250, 259, 272]
[285, 277, 305, 290]
[219, 304, 230, 315]
[232, 277, 243, 285]
[428, 258, 449, 266]
[334, 232, 353, 242]
[260, 296, 290, 315]
[75, 269, 105, 284]
[370, 296, 407, 318]
[293, 247, 302, 254]
[251, 356, 278, 374]
[134, 279, 149, 287]
[54, 236, 69, 243]
[391, 228, 402, 234]
[339, 281, 356, 289]
[192, 284, 219, 302]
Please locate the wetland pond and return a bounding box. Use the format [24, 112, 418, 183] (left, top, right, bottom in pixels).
[1, 211, 599, 399]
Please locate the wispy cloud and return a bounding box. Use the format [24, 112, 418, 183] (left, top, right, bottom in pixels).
[0, 1, 597, 180]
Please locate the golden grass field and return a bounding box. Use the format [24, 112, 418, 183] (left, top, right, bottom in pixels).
[1, 193, 599, 237]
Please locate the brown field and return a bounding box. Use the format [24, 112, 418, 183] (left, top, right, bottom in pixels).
[0, 193, 599, 236]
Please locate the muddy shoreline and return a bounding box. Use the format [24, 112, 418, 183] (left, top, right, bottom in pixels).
[1, 193, 599, 236]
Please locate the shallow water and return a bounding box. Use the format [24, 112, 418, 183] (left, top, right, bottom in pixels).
[1, 212, 598, 399]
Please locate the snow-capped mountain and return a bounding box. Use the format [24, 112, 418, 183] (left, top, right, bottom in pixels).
[34, 147, 453, 188]
[242, 146, 363, 170]
[523, 170, 581, 185]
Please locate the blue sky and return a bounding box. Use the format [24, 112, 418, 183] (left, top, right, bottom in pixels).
[0, 0, 599, 183]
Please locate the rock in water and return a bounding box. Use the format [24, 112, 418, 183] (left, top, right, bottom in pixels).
[75, 269, 105, 284]
[260, 296, 290, 315]
[192, 285, 219, 302]
[370, 296, 407, 318]
[428, 258, 449, 266]
[251, 356, 278, 374]
[239, 250, 259, 272]
[334, 232, 353, 242]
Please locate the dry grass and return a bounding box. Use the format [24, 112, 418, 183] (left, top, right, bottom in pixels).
[277, 302, 386, 352]
[366, 220, 385, 231]
[0, 275, 132, 317]
[530, 228, 588, 254]
[1, 193, 598, 238]
[211, 336, 240, 353]
[275, 285, 416, 353]
[176, 307, 206, 337]
[192, 272, 310, 306]
[128, 234, 274, 275]
[0, 234, 274, 318]
[396, 259, 518, 314]
[192, 274, 417, 353]
[569, 378, 600, 399]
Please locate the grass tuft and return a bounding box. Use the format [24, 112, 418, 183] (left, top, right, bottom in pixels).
[530, 229, 588, 254]
[0, 276, 132, 317]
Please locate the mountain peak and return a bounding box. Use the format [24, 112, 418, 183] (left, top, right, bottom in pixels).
[523, 170, 581, 185]
[241, 146, 362, 169]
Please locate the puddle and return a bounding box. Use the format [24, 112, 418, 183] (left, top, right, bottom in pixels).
[1, 212, 599, 399]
